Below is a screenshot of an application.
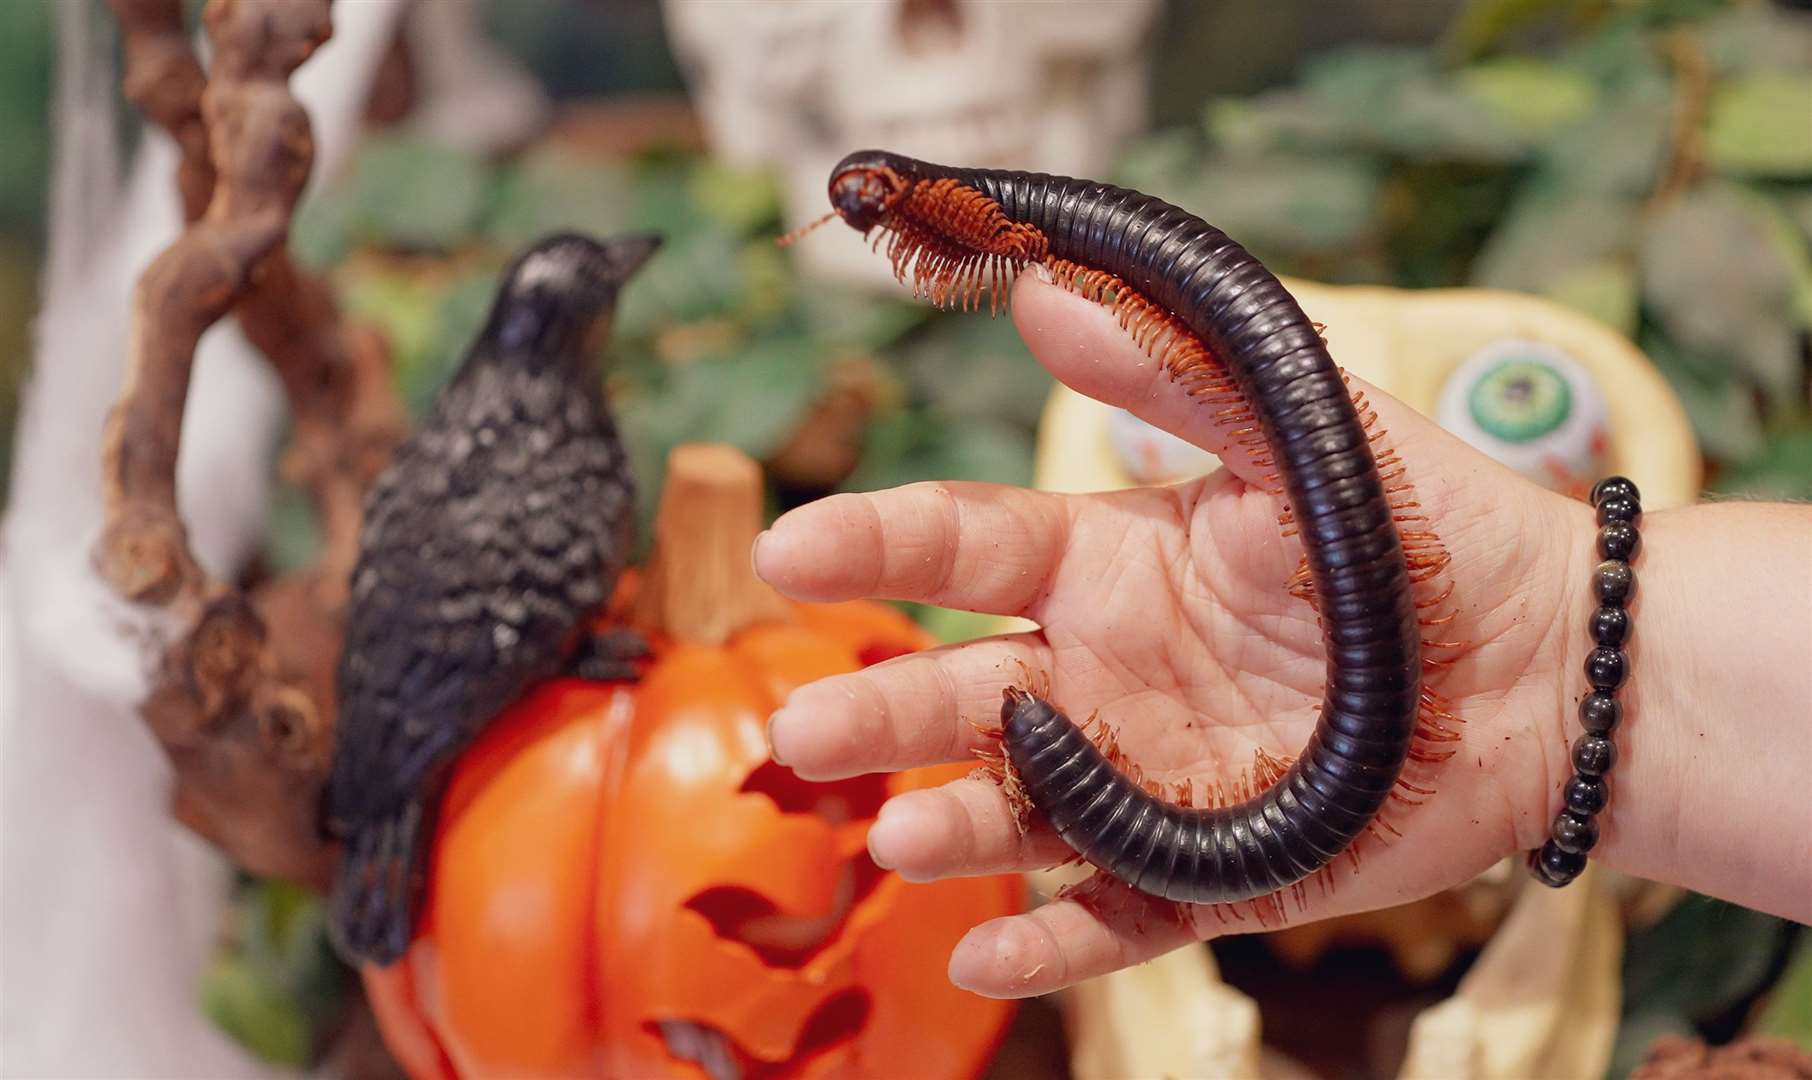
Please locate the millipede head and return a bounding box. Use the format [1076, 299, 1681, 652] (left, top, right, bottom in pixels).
[828, 158, 910, 234]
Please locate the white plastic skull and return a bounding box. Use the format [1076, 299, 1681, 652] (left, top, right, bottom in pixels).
[662, 0, 1160, 289]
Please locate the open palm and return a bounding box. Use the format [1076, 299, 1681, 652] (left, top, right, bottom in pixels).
[755, 277, 1594, 998]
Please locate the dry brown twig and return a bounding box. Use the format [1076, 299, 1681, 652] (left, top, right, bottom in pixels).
[96, 0, 406, 888]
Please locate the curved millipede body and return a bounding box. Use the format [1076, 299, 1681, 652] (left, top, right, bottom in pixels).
[806, 150, 1424, 905]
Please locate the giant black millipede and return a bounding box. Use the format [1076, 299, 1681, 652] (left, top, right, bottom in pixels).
[786, 150, 1462, 909]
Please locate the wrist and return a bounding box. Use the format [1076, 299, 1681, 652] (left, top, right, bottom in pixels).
[1543, 500, 1812, 918]
[1516, 489, 1606, 855]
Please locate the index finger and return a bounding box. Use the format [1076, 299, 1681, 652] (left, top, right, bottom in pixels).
[752, 480, 1071, 616]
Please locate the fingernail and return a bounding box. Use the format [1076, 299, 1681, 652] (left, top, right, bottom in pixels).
[946, 925, 1000, 994]
[866, 800, 904, 870]
[765, 707, 790, 765]
[1029, 261, 1053, 284]
[750, 529, 772, 582]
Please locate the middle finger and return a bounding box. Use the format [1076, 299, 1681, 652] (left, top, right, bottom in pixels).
[768, 632, 1051, 781]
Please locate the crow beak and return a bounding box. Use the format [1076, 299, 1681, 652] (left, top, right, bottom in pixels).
[609, 232, 664, 281]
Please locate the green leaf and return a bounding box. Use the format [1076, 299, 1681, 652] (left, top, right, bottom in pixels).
[1472, 189, 1640, 294]
[1546, 256, 1640, 333]
[627, 161, 714, 245]
[1639, 183, 1802, 407]
[1704, 71, 1812, 178]
[338, 266, 458, 412]
[1711, 423, 1812, 500]
[1750, 191, 1812, 329]
[688, 162, 783, 236]
[260, 479, 321, 578]
[626, 342, 827, 460]
[1161, 153, 1385, 257]
[0, 0, 50, 234]
[1440, 0, 1588, 62]
[339, 262, 502, 418]
[734, 239, 795, 325]
[1785, 191, 1812, 255]
[1562, 18, 1671, 89]
[612, 229, 749, 337]
[1534, 91, 1673, 196]
[1379, 161, 1526, 288]
[841, 410, 1033, 494]
[1643, 330, 1766, 464]
[1206, 91, 1352, 157]
[201, 959, 312, 1067]
[895, 313, 1054, 429]
[795, 287, 928, 354]
[342, 136, 494, 252]
[486, 152, 635, 248]
[1621, 894, 1790, 1021]
[290, 188, 356, 269]
[1458, 58, 1597, 139]
[897, 602, 1012, 645]
[1694, 4, 1812, 75]
[1208, 48, 1531, 163]
[619, 341, 830, 534]
[1752, 934, 1812, 1043]
[1114, 128, 1213, 194]
[1299, 47, 1530, 162]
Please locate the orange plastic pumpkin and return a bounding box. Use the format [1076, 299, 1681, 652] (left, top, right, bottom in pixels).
[362, 446, 1022, 1078]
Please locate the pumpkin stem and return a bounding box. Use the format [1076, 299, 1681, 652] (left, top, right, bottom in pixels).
[637, 443, 791, 644]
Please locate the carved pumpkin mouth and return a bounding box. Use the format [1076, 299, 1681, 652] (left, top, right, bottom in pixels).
[667, 746, 892, 1069]
[651, 989, 873, 1079]
[682, 762, 891, 966]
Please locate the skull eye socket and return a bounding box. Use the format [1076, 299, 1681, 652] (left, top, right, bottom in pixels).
[1436, 338, 1610, 492]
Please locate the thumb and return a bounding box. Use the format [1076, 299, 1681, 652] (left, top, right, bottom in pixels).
[1008, 272, 1445, 494]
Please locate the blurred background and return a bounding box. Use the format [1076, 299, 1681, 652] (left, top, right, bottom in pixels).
[0, 1, 1807, 1077]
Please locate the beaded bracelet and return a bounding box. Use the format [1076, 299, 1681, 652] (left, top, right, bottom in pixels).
[1529, 475, 1642, 887]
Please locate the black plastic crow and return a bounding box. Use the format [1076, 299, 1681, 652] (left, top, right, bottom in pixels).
[323, 231, 659, 966]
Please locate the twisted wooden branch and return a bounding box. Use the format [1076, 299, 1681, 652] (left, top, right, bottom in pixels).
[96, 0, 406, 888]
[112, 0, 213, 221]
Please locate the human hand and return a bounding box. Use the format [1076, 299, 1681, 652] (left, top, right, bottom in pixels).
[754, 272, 1596, 998]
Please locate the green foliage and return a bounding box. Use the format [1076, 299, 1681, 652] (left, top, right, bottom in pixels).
[1705, 70, 1812, 178]
[285, 138, 1048, 565]
[1753, 934, 1812, 1045]
[342, 136, 496, 254]
[1115, 0, 1812, 496]
[1609, 895, 1797, 1077]
[201, 879, 345, 1067]
[0, 0, 51, 238]
[0, 0, 50, 511]
[1640, 183, 1803, 408]
[0, 237, 36, 510]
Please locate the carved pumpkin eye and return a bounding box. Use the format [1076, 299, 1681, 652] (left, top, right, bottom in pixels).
[1436, 339, 1610, 493]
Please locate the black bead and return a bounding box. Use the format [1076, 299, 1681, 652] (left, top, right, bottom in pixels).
[1530, 840, 1587, 886]
[1572, 733, 1617, 776]
[1551, 810, 1600, 854]
[1598, 521, 1640, 561]
[1586, 647, 1626, 690]
[1579, 692, 1622, 733]
[1590, 476, 1640, 507]
[1597, 496, 1641, 525]
[1565, 774, 1608, 816]
[1590, 606, 1630, 646]
[1593, 560, 1636, 606]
